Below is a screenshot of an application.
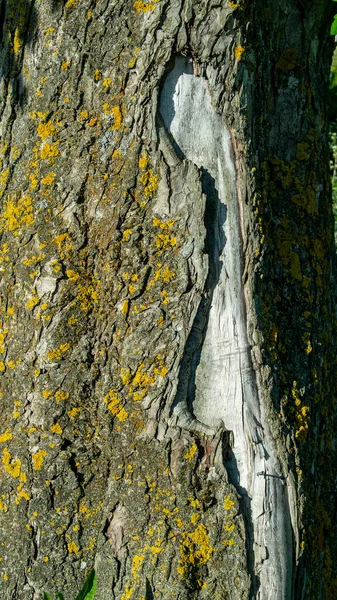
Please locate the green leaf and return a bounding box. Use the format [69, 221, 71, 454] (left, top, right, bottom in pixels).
[44, 594, 53, 600]
[56, 594, 65, 600]
[331, 15, 337, 35]
[75, 570, 97, 600]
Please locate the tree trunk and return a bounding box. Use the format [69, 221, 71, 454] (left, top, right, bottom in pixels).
[0, 0, 336, 599]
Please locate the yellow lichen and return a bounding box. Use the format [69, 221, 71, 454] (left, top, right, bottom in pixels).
[53, 233, 72, 253]
[104, 390, 128, 422]
[234, 46, 245, 61]
[178, 524, 214, 581]
[121, 299, 129, 314]
[37, 121, 56, 141]
[25, 295, 39, 310]
[102, 77, 112, 89]
[0, 430, 12, 443]
[68, 407, 81, 417]
[50, 423, 63, 434]
[2, 195, 34, 232]
[54, 391, 70, 403]
[122, 229, 133, 241]
[131, 554, 145, 578]
[2, 448, 22, 479]
[41, 172, 55, 185]
[67, 541, 79, 553]
[140, 169, 158, 197]
[224, 495, 235, 511]
[111, 106, 123, 130]
[13, 28, 21, 55]
[47, 343, 71, 361]
[40, 142, 60, 161]
[133, 0, 158, 11]
[184, 443, 197, 461]
[32, 449, 47, 470]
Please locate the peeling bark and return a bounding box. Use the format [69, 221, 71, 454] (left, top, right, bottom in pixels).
[0, 1, 336, 600]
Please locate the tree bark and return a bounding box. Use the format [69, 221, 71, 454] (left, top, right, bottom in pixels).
[0, 1, 336, 599]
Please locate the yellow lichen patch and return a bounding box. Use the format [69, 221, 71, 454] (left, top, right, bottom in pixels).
[37, 121, 56, 141]
[224, 495, 235, 511]
[111, 106, 123, 130]
[50, 423, 63, 434]
[234, 46, 245, 61]
[0, 430, 12, 443]
[228, 1, 239, 7]
[121, 584, 134, 600]
[25, 294, 39, 310]
[178, 524, 214, 582]
[184, 443, 197, 461]
[65, 0, 78, 8]
[47, 343, 70, 361]
[160, 290, 169, 304]
[140, 169, 158, 198]
[13, 28, 21, 55]
[292, 381, 310, 440]
[122, 229, 133, 242]
[129, 47, 140, 68]
[67, 541, 79, 553]
[0, 499, 8, 512]
[191, 513, 201, 525]
[121, 300, 129, 314]
[41, 172, 56, 185]
[2, 448, 22, 479]
[133, 0, 159, 11]
[131, 554, 145, 578]
[40, 142, 60, 161]
[139, 153, 149, 170]
[68, 407, 81, 418]
[104, 390, 128, 422]
[32, 449, 47, 470]
[121, 368, 132, 385]
[61, 61, 69, 70]
[15, 485, 31, 504]
[42, 390, 53, 399]
[76, 278, 100, 311]
[54, 391, 70, 403]
[53, 233, 72, 254]
[2, 194, 34, 232]
[66, 269, 80, 281]
[155, 266, 176, 283]
[102, 77, 112, 90]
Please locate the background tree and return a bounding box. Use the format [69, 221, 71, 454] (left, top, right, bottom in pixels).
[0, 1, 336, 599]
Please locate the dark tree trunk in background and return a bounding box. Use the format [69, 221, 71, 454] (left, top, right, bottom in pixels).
[0, 1, 336, 599]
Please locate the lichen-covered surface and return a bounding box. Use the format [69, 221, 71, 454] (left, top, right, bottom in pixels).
[0, 0, 336, 599]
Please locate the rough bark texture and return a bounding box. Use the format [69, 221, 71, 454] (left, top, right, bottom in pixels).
[0, 1, 336, 599]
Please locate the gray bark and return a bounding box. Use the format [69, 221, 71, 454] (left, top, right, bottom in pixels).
[0, 1, 336, 600]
